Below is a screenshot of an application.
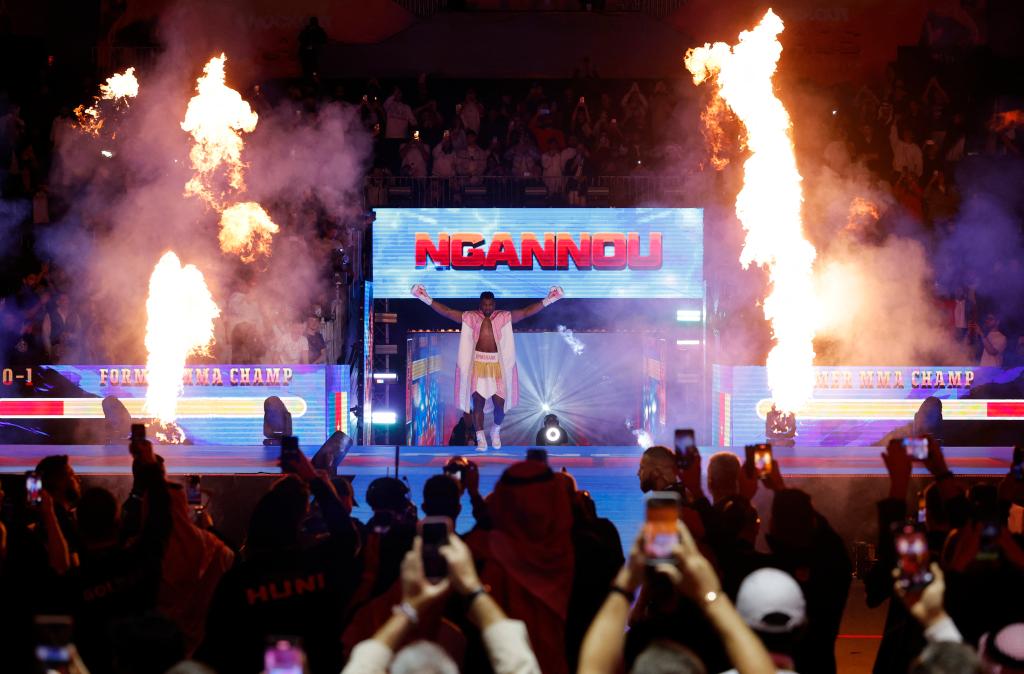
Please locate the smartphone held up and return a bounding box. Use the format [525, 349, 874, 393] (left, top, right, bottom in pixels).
[745, 444, 773, 479]
[26, 471, 42, 506]
[674, 429, 698, 470]
[419, 516, 452, 583]
[903, 436, 929, 461]
[644, 491, 681, 563]
[265, 637, 304, 674]
[895, 524, 933, 590]
[280, 435, 301, 472]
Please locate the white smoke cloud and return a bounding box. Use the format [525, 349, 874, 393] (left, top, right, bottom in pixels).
[39, 6, 369, 362]
[557, 324, 585, 355]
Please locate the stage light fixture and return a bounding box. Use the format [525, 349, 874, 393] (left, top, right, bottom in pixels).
[538, 414, 568, 446]
[676, 309, 702, 323]
[101, 396, 132, 442]
[263, 396, 293, 445]
[541, 403, 551, 413]
[766, 406, 797, 447]
[374, 372, 398, 382]
[676, 339, 700, 346]
[312, 430, 354, 475]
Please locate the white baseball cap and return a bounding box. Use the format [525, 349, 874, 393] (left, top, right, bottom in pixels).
[736, 568, 807, 634]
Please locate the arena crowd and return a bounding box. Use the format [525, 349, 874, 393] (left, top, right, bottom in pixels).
[0, 11, 1023, 674]
[2, 436, 1024, 673]
[1, 35, 1022, 368]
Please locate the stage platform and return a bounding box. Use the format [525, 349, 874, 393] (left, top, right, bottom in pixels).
[1, 444, 1014, 554]
[0, 444, 1014, 477]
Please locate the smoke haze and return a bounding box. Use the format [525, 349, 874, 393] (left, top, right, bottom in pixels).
[40, 1, 370, 362]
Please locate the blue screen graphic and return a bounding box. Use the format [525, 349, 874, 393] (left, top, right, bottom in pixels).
[372, 208, 703, 299]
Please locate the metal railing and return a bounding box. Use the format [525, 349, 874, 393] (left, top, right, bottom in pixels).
[364, 175, 693, 208]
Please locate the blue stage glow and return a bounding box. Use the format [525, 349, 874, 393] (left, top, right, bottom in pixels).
[407, 332, 648, 446]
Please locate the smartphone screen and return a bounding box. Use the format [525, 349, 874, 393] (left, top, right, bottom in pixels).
[26, 473, 42, 506]
[186, 475, 202, 506]
[265, 638, 303, 674]
[895, 526, 932, 589]
[419, 517, 452, 583]
[754, 447, 773, 478]
[280, 436, 300, 470]
[673, 429, 697, 470]
[644, 492, 681, 563]
[34, 615, 73, 673]
[744, 444, 772, 478]
[903, 437, 929, 461]
[977, 521, 1001, 562]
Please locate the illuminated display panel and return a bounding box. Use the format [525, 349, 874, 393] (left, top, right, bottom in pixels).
[0, 364, 348, 446]
[372, 208, 704, 299]
[712, 365, 1024, 446]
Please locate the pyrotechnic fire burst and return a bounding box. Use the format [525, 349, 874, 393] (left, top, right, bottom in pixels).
[686, 9, 818, 413]
[219, 202, 280, 263]
[846, 196, 880, 235]
[181, 54, 280, 263]
[74, 67, 139, 135]
[143, 252, 220, 441]
[181, 54, 258, 207]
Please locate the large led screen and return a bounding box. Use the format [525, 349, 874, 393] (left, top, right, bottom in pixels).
[712, 365, 1024, 447]
[372, 208, 704, 299]
[0, 364, 350, 446]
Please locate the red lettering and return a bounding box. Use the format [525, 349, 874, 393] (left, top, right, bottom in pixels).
[628, 233, 662, 270]
[592, 233, 627, 270]
[556, 233, 592, 269]
[246, 585, 270, 604]
[484, 233, 521, 269]
[269, 580, 292, 600]
[451, 232, 486, 269]
[518, 233, 557, 269]
[294, 573, 323, 595]
[416, 231, 666, 271]
[415, 233, 450, 268]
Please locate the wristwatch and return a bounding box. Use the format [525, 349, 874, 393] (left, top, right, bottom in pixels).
[464, 586, 488, 609]
[392, 601, 419, 625]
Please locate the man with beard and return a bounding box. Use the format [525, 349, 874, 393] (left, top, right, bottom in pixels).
[412, 285, 564, 451]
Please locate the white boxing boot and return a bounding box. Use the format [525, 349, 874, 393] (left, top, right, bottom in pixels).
[491, 424, 502, 449]
[475, 430, 488, 452]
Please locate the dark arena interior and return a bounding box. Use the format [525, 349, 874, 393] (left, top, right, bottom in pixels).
[2, 1, 1024, 673]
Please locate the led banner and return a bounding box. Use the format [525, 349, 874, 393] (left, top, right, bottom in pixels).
[712, 365, 1024, 447]
[0, 364, 350, 446]
[372, 208, 704, 299]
